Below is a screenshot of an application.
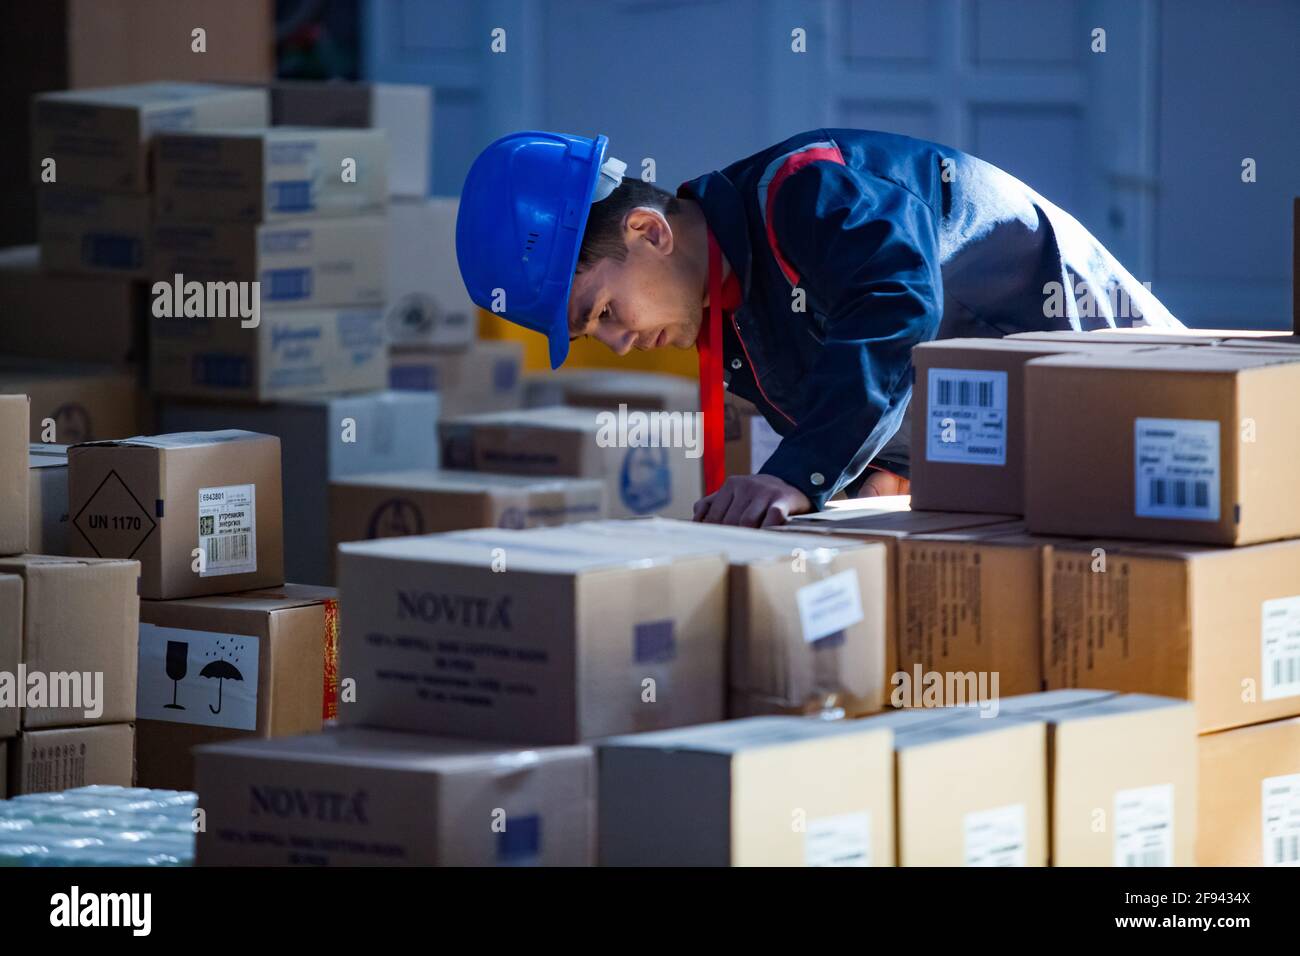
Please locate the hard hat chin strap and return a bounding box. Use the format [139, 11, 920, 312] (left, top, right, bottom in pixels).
[592, 155, 628, 202]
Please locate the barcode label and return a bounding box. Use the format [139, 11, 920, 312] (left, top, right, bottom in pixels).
[1262, 773, 1300, 867]
[1262, 596, 1300, 701]
[1114, 784, 1174, 867]
[925, 368, 1008, 466]
[963, 803, 1026, 867]
[805, 812, 872, 867]
[1134, 418, 1220, 521]
[198, 484, 258, 577]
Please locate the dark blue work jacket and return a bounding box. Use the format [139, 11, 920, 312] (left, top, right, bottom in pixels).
[678, 128, 1181, 509]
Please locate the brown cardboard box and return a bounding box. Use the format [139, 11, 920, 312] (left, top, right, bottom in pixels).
[194, 727, 594, 866]
[523, 369, 698, 413]
[134, 585, 335, 790]
[68, 430, 284, 600]
[991, 691, 1197, 866]
[1, 395, 30, 554]
[910, 339, 1154, 514]
[0, 575, 20, 738]
[897, 526, 1071, 700]
[7, 723, 135, 796]
[554, 519, 888, 718]
[150, 305, 387, 403]
[153, 128, 388, 224]
[1042, 537, 1300, 733]
[0, 555, 138, 731]
[337, 528, 727, 744]
[1007, 328, 1272, 345]
[31, 82, 269, 193]
[330, 470, 606, 551]
[598, 716, 894, 866]
[723, 391, 782, 478]
[28, 444, 69, 555]
[1198, 716, 1300, 866]
[1025, 346, 1300, 545]
[389, 340, 524, 416]
[38, 187, 151, 278]
[0, 360, 142, 443]
[0, 246, 144, 364]
[783, 505, 1019, 685]
[439, 406, 703, 520]
[852, 707, 1048, 866]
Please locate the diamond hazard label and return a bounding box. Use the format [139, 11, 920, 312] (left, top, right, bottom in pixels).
[73, 469, 157, 558]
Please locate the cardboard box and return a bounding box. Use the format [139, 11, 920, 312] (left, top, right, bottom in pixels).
[37, 187, 151, 278]
[151, 216, 386, 310]
[159, 392, 440, 584]
[1198, 716, 1300, 866]
[154, 127, 389, 223]
[0, 246, 144, 365]
[32, 82, 269, 192]
[337, 528, 727, 743]
[723, 392, 782, 477]
[195, 727, 593, 866]
[439, 406, 703, 520]
[1, 396, 30, 555]
[7, 723, 135, 796]
[389, 340, 524, 415]
[135, 585, 336, 790]
[897, 526, 1067, 700]
[783, 505, 1020, 685]
[1007, 328, 1263, 345]
[598, 716, 894, 866]
[910, 339, 1155, 514]
[150, 305, 386, 403]
[0, 554, 140, 729]
[270, 81, 431, 198]
[330, 470, 606, 551]
[0, 359, 142, 444]
[556, 519, 888, 718]
[854, 707, 1048, 866]
[1043, 537, 1300, 734]
[0, 575, 20, 738]
[385, 198, 476, 349]
[1025, 347, 1300, 545]
[990, 691, 1197, 866]
[524, 369, 699, 413]
[68, 430, 284, 600]
[28, 444, 69, 556]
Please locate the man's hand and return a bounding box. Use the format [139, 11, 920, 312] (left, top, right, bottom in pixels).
[693, 474, 812, 527]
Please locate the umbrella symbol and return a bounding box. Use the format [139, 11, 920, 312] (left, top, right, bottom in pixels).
[199, 659, 244, 715]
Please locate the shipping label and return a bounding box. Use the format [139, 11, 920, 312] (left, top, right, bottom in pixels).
[137, 623, 259, 731]
[963, 803, 1027, 867]
[925, 367, 1008, 466]
[1262, 773, 1300, 867]
[805, 812, 872, 867]
[1133, 418, 1220, 521]
[198, 484, 257, 577]
[1113, 783, 1174, 867]
[1262, 595, 1300, 701]
[796, 569, 864, 644]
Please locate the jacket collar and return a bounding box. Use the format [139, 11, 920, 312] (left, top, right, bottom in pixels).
[678, 171, 753, 300]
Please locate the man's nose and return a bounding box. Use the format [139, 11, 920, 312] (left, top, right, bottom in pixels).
[594, 325, 634, 355]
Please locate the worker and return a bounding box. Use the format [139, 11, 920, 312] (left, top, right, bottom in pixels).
[455, 129, 1182, 527]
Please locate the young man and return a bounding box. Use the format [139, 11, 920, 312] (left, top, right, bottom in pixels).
[456, 129, 1181, 526]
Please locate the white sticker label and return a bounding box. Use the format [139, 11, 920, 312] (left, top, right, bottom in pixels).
[750, 416, 782, 473]
[963, 803, 1027, 867]
[1262, 596, 1300, 701]
[805, 812, 872, 867]
[1134, 418, 1220, 521]
[198, 484, 257, 577]
[1262, 773, 1300, 867]
[1113, 783, 1174, 867]
[136, 623, 259, 730]
[796, 569, 864, 643]
[925, 368, 1008, 466]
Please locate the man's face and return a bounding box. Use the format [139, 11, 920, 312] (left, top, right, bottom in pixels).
[567, 208, 703, 355]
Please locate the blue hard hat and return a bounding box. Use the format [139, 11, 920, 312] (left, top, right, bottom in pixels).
[456, 131, 613, 369]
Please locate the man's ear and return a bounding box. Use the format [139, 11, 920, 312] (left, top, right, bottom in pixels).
[623, 207, 674, 256]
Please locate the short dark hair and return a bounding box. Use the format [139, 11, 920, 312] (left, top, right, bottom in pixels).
[578, 178, 680, 268]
